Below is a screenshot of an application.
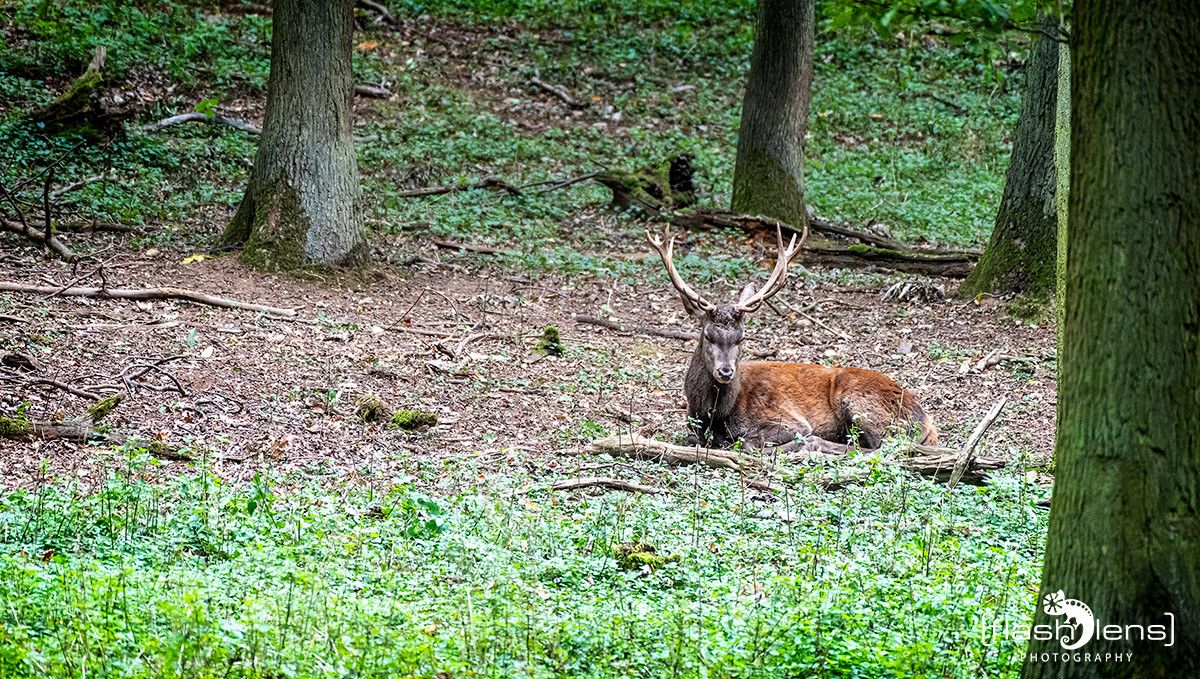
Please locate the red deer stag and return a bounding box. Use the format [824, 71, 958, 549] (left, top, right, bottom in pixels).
[647, 224, 938, 452]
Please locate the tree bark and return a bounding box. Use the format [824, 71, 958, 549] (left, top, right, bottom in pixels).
[730, 0, 814, 229]
[220, 0, 364, 270]
[958, 15, 1059, 299]
[1054, 37, 1070, 357]
[1022, 1, 1200, 675]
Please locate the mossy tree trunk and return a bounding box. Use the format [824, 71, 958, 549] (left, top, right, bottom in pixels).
[1022, 0, 1200, 675]
[959, 15, 1059, 299]
[220, 0, 364, 270]
[730, 0, 814, 229]
[1054, 31, 1070, 363]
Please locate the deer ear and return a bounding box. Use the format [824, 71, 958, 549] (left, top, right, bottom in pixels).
[738, 283, 758, 307]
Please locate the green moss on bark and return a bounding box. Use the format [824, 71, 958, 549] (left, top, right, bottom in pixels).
[536, 325, 564, 356]
[613, 542, 680, 571]
[388, 410, 438, 430]
[958, 16, 1059, 301]
[0, 416, 32, 438]
[355, 394, 389, 423]
[958, 201, 1058, 300]
[87, 394, 123, 423]
[731, 149, 806, 227]
[237, 177, 312, 272]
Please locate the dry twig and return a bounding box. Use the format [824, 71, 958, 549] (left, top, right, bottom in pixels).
[431, 239, 515, 256]
[143, 112, 261, 134]
[529, 77, 588, 109]
[0, 282, 298, 316]
[543, 477, 666, 495]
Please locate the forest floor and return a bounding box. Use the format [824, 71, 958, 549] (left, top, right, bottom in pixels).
[0, 2, 1054, 676]
[0, 236, 1055, 491]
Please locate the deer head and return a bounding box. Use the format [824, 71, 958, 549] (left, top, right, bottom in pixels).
[646, 223, 806, 385]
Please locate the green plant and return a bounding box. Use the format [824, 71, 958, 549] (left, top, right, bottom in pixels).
[0, 461, 1047, 677]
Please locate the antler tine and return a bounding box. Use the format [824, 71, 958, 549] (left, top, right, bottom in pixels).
[735, 221, 809, 313]
[645, 225, 717, 312]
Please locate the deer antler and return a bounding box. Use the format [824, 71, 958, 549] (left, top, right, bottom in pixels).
[735, 221, 808, 313]
[645, 225, 717, 314]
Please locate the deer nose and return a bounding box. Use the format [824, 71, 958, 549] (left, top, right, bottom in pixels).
[716, 366, 735, 381]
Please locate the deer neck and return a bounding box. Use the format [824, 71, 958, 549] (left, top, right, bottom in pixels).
[684, 343, 741, 438]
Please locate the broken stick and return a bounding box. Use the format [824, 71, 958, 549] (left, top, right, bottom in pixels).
[0, 282, 298, 316]
[529, 77, 588, 109]
[548, 476, 666, 494]
[946, 397, 1007, 488]
[143, 111, 261, 134]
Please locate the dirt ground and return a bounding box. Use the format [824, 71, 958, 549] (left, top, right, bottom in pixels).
[0, 236, 1056, 492]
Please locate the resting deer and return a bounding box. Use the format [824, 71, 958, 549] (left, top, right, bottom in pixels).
[647, 224, 938, 452]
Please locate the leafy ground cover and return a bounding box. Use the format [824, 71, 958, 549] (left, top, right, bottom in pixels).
[1, 450, 1046, 678]
[0, 1, 1050, 676]
[0, 0, 1022, 261]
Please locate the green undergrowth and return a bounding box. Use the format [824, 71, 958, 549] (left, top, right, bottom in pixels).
[0, 454, 1047, 678]
[1, 0, 1021, 268]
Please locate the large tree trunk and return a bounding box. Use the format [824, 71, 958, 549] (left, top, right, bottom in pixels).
[220, 0, 364, 270]
[1022, 1, 1200, 675]
[730, 0, 814, 229]
[958, 15, 1059, 299]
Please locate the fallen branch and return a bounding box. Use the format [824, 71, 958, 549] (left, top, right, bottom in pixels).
[1, 219, 77, 261]
[588, 433, 777, 474]
[677, 210, 906, 251]
[0, 394, 122, 441]
[972, 348, 1005, 373]
[18, 376, 107, 401]
[804, 245, 975, 278]
[143, 112, 261, 135]
[521, 171, 602, 193]
[49, 174, 108, 199]
[529, 77, 588, 109]
[670, 210, 978, 277]
[354, 84, 391, 98]
[430, 239, 515, 256]
[589, 428, 1007, 491]
[574, 314, 697, 342]
[0, 415, 92, 441]
[0, 282, 298, 316]
[396, 176, 522, 198]
[545, 476, 666, 494]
